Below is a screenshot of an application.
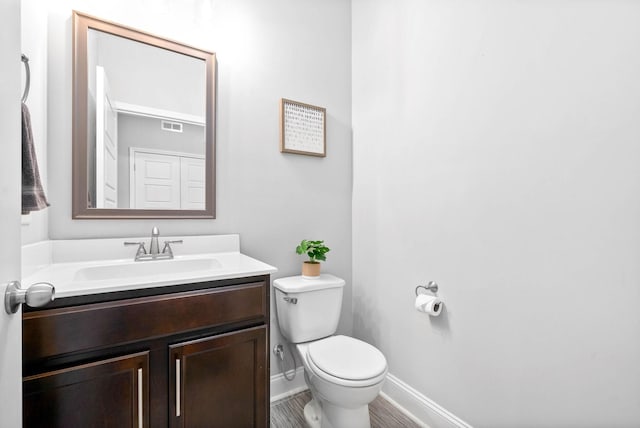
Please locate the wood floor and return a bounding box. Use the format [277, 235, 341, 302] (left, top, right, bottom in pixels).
[270, 390, 422, 428]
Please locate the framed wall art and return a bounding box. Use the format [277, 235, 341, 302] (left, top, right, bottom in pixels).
[280, 98, 326, 157]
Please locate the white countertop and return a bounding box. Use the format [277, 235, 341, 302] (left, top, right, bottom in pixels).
[22, 235, 277, 299]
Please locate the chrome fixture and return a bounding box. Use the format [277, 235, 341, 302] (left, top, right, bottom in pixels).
[22, 54, 30, 103]
[273, 344, 284, 360]
[124, 227, 183, 261]
[5, 280, 55, 314]
[162, 240, 183, 259]
[283, 296, 298, 304]
[415, 281, 439, 296]
[124, 241, 147, 260]
[149, 226, 160, 255]
[273, 343, 297, 381]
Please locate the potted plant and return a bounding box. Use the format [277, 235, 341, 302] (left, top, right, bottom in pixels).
[296, 239, 330, 278]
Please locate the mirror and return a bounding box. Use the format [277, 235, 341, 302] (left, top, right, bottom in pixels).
[72, 11, 216, 219]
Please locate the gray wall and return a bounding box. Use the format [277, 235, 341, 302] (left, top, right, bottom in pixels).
[21, 0, 50, 244]
[352, 0, 640, 426]
[36, 0, 352, 377]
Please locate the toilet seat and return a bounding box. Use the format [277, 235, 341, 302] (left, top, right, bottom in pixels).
[306, 335, 387, 388]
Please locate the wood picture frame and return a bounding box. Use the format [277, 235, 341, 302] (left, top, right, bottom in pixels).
[279, 98, 326, 157]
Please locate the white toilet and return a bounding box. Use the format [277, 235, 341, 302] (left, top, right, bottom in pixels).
[273, 274, 388, 428]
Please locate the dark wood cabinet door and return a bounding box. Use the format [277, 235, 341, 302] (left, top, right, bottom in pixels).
[169, 326, 267, 428]
[23, 351, 149, 428]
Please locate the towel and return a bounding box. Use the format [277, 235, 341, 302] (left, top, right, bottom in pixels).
[21, 102, 50, 214]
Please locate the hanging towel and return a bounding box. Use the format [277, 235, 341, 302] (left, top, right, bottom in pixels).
[21, 102, 50, 214]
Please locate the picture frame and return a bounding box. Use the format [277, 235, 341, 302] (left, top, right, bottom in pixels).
[280, 98, 326, 157]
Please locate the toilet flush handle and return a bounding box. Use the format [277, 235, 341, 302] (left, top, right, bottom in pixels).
[283, 296, 298, 304]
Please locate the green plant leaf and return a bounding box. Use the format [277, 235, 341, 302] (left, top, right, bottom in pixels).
[295, 239, 330, 263]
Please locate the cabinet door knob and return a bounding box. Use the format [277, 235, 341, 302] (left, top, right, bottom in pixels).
[4, 281, 55, 314]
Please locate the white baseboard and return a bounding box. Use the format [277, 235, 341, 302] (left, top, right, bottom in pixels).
[270, 369, 471, 428]
[382, 373, 473, 428]
[270, 367, 308, 403]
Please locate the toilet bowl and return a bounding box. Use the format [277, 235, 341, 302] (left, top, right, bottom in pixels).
[296, 336, 388, 428]
[273, 275, 388, 428]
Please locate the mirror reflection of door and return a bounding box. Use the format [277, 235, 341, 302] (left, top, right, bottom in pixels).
[85, 26, 207, 211]
[180, 156, 206, 210]
[131, 149, 205, 210]
[95, 66, 118, 208]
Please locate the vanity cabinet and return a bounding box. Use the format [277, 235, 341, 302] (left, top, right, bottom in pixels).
[22, 276, 270, 428]
[169, 327, 266, 428]
[24, 352, 149, 427]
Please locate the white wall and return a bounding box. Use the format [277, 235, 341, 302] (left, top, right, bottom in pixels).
[27, 0, 352, 377]
[352, 1, 640, 427]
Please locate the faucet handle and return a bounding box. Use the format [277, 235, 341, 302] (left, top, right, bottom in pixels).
[164, 240, 183, 245]
[124, 241, 147, 255]
[151, 227, 160, 237]
[162, 240, 183, 256]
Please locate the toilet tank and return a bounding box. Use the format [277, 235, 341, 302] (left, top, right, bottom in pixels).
[273, 274, 345, 343]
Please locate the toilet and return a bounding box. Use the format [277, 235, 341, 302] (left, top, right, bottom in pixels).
[273, 274, 388, 428]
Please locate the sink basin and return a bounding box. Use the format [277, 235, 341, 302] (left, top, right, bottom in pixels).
[73, 257, 222, 282]
[22, 235, 278, 299]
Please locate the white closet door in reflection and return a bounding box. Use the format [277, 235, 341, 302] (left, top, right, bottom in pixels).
[180, 157, 205, 210]
[131, 150, 204, 210]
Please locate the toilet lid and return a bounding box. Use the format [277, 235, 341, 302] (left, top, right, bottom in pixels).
[308, 335, 387, 381]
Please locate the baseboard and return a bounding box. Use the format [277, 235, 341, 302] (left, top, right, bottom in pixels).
[269, 368, 471, 428]
[270, 367, 308, 403]
[381, 373, 473, 428]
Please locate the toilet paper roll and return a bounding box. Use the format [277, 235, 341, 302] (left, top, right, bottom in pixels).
[414, 294, 444, 316]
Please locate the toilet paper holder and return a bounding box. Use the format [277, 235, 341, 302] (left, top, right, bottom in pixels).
[415, 281, 439, 295]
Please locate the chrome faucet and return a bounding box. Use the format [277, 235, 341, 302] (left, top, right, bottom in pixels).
[124, 227, 183, 261]
[149, 226, 160, 256]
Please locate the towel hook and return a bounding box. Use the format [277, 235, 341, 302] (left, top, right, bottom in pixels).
[415, 281, 439, 296]
[21, 54, 30, 103]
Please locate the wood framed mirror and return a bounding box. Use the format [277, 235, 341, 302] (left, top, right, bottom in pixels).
[72, 11, 216, 219]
